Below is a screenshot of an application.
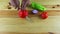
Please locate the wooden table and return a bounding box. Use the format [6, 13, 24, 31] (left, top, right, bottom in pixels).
[0, 0, 60, 34]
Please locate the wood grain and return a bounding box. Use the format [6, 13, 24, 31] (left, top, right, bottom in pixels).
[0, 32, 56, 34]
[0, 10, 60, 18]
[0, 0, 60, 34]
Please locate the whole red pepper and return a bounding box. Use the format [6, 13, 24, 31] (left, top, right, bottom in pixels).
[40, 12, 48, 19]
[18, 10, 28, 18]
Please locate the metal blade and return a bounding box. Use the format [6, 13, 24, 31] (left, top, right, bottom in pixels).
[26, 16, 33, 23]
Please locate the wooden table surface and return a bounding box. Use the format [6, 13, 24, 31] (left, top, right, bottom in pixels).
[0, 0, 60, 34]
